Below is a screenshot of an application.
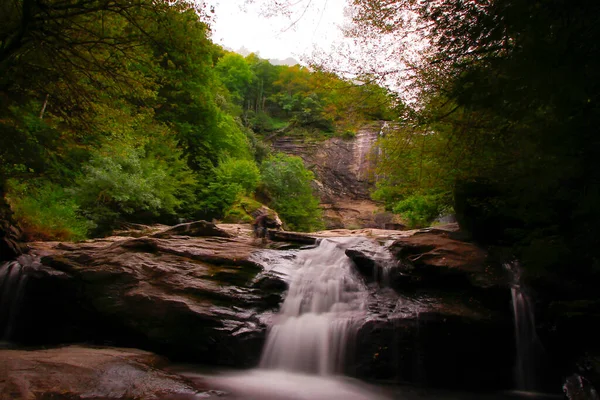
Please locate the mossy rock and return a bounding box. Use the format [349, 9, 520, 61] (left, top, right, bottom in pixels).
[222, 197, 281, 227]
[222, 197, 262, 223]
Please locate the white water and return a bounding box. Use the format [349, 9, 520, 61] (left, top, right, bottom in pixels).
[353, 128, 379, 182]
[259, 237, 369, 375]
[204, 237, 392, 399]
[0, 261, 27, 340]
[506, 261, 540, 390]
[209, 370, 389, 400]
[372, 239, 398, 286]
[197, 246, 562, 400]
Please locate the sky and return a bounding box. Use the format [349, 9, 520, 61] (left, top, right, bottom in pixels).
[207, 0, 348, 62]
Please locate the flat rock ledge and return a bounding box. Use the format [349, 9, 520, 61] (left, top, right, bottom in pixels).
[0, 345, 215, 400]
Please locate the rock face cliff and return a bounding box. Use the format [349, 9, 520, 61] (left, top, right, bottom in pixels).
[272, 123, 390, 229]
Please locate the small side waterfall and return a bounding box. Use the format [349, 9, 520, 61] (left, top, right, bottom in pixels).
[372, 239, 398, 287]
[0, 260, 28, 341]
[506, 261, 541, 390]
[259, 237, 369, 375]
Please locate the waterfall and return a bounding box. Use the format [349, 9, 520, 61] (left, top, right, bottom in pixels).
[372, 239, 397, 287]
[353, 128, 379, 182]
[506, 261, 540, 390]
[0, 260, 28, 341]
[259, 237, 369, 375]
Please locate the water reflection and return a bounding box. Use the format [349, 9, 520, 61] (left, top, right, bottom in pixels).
[174, 367, 562, 400]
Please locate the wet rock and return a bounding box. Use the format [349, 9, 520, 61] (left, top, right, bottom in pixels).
[0, 346, 204, 400]
[344, 231, 515, 389]
[16, 227, 288, 366]
[389, 230, 505, 289]
[268, 230, 317, 245]
[151, 220, 232, 239]
[0, 197, 27, 261]
[354, 311, 514, 389]
[345, 240, 399, 286]
[564, 374, 600, 400]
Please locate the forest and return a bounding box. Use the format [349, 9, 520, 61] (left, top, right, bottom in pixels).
[0, 0, 397, 239]
[3, 0, 598, 285]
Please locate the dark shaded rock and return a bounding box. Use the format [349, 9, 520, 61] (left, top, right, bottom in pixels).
[564, 374, 600, 400]
[252, 274, 289, 308]
[354, 312, 514, 389]
[346, 248, 378, 278]
[16, 231, 288, 366]
[0, 235, 26, 262]
[253, 274, 289, 292]
[343, 230, 516, 389]
[0, 196, 27, 261]
[151, 220, 232, 239]
[389, 230, 506, 290]
[268, 230, 317, 245]
[384, 223, 407, 231]
[345, 240, 399, 286]
[0, 346, 206, 400]
[539, 301, 600, 391]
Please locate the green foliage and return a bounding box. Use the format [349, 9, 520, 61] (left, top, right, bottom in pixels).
[351, 0, 600, 291]
[222, 196, 263, 223]
[216, 53, 255, 107]
[0, 103, 69, 184]
[0, 0, 400, 243]
[392, 192, 451, 228]
[216, 158, 261, 194]
[260, 153, 324, 232]
[74, 144, 196, 235]
[7, 180, 91, 241]
[199, 158, 261, 217]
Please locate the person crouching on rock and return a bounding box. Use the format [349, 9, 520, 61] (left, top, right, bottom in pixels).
[253, 214, 269, 243]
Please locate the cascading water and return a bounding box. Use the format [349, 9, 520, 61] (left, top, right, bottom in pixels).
[506, 261, 541, 391]
[196, 240, 555, 399]
[208, 237, 392, 400]
[0, 260, 27, 341]
[259, 237, 370, 375]
[371, 239, 398, 286]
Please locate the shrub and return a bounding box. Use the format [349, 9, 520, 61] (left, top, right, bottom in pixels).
[7, 179, 91, 241]
[74, 145, 197, 235]
[260, 153, 324, 232]
[392, 192, 451, 228]
[199, 158, 261, 217]
[222, 196, 261, 223]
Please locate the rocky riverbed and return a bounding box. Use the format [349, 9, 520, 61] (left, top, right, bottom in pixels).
[0, 221, 528, 397]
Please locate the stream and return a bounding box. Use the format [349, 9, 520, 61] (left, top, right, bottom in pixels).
[176, 238, 561, 400]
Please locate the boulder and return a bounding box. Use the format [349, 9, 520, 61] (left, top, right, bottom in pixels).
[354, 309, 514, 389]
[343, 229, 515, 389]
[16, 226, 288, 366]
[151, 220, 232, 238]
[388, 230, 505, 289]
[0, 345, 209, 399]
[564, 374, 600, 400]
[268, 230, 317, 245]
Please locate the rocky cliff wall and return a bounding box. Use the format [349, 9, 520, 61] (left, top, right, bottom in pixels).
[272, 123, 392, 229]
